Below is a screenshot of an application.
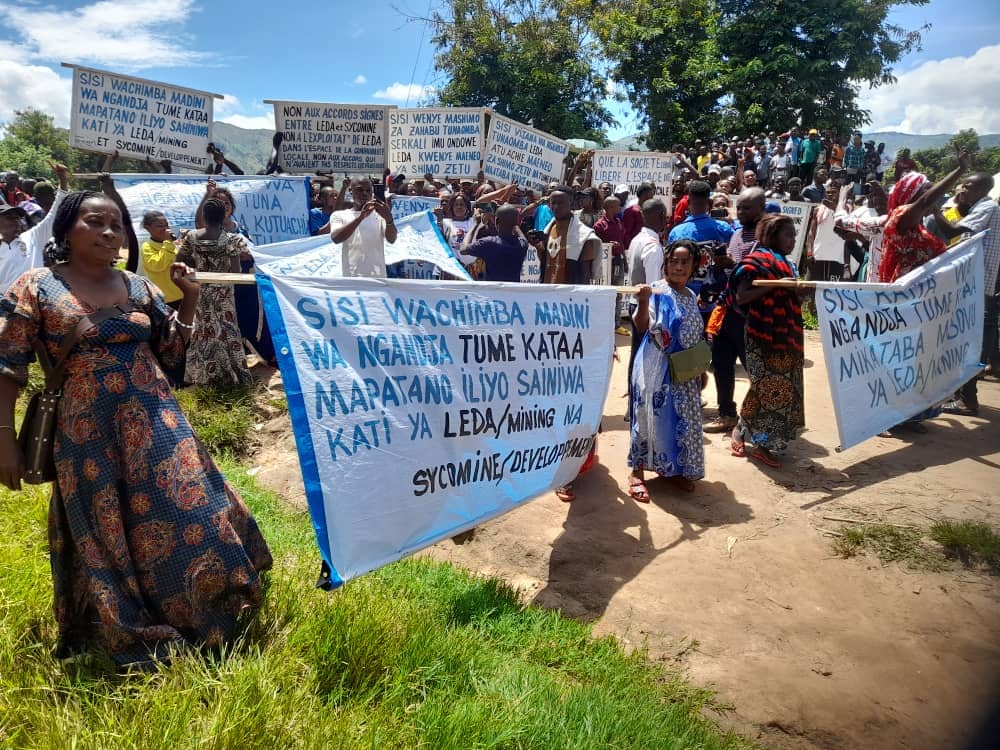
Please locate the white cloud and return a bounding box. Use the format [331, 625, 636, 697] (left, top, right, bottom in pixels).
[214, 95, 274, 130]
[353, 74, 368, 85]
[0, 0, 204, 70]
[860, 45, 1000, 134]
[217, 113, 274, 130]
[0, 61, 72, 127]
[373, 82, 437, 104]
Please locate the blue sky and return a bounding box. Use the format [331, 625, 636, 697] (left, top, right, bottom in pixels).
[1, 0, 998, 141]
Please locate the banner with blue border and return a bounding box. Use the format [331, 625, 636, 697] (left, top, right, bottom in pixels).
[256, 275, 616, 584]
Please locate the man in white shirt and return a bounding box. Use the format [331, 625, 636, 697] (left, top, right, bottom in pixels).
[626, 198, 668, 419]
[330, 178, 397, 277]
[0, 164, 68, 294]
[931, 173, 1000, 413]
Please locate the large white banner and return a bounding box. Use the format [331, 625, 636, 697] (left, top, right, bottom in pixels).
[111, 173, 310, 246]
[255, 210, 472, 280]
[269, 100, 390, 174]
[817, 234, 985, 449]
[483, 112, 569, 190]
[67, 65, 218, 171]
[388, 107, 484, 179]
[257, 276, 616, 584]
[592, 151, 674, 195]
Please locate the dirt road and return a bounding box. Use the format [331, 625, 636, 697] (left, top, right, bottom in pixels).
[254, 331, 1000, 750]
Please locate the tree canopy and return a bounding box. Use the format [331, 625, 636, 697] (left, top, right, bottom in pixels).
[910, 130, 1000, 182]
[0, 109, 150, 180]
[428, 0, 931, 145]
[429, 0, 614, 143]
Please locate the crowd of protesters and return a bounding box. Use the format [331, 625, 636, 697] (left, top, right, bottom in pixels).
[0, 122, 997, 666]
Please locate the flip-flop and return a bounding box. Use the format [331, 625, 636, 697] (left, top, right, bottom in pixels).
[749, 447, 780, 468]
[555, 486, 576, 502]
[628, 477, 650, 503]
[730, 427, 746, 458]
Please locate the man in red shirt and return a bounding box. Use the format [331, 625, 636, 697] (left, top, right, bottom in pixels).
[594, 195, 625, 281]
[623, 181, 655, 247]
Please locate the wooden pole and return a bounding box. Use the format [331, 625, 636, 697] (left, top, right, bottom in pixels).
[190, 272, 673, 292]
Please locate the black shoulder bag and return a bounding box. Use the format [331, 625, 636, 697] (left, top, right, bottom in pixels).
[19, 305, 133, 484]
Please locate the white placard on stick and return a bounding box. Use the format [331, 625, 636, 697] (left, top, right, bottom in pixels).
[779, 201, 816, 266]
[388, 107, 484, 179]
[268, 100, 391, 174]
[483, 112, 569, 190]
[64, 64, 220, 171]
[591, 151, 675, 195]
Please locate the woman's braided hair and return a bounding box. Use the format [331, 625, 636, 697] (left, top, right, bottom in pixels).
[43, 190, 106, 266]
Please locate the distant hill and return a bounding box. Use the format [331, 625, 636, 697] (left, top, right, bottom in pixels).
[862, 132, 1000, 157]
[608, 131, 1000, 157]
[210, 122, 274, 174]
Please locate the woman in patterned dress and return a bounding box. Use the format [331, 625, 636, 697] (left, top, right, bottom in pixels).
[0, 191, 272, 667]
[628, 240, 707, 502]
[175, 198, 255, 387]
[878, 151, 971, 283]
[875, 151, 971, 432]
[728, 214, 805, 468]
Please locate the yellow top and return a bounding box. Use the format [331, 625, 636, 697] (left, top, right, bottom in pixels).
[141, 239, 182, 302]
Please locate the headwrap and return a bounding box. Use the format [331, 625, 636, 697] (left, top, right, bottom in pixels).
[887, 171, 928, 213]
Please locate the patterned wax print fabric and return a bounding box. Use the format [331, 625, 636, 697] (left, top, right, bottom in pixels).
[738, 335, 806, 453]
[729, 247, 805, 453]
[878, 206, 946, 282]
[175, 230, 254, 386]
[628, 283, 705, 479]
[0, 268, 273, 666]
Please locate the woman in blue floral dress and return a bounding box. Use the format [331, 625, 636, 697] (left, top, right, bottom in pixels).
[628, 240, 706, 501]
[0, 192, 272, 668]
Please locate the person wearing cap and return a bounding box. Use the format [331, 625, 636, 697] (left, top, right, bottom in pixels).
[799, 129, 821, 184]
[0, 164, 69, 294]
[623, 182, 655, 247]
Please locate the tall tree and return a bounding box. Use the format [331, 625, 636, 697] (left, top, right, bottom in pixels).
[429, 0, 614, 142]
[716, 0, 928, 135]
[592, 0, 725, 149]
[1, 108, 153, 179]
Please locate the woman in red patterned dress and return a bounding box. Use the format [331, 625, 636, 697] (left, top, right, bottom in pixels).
[879, 150, 971, 283]
[0, 192, 272, 668]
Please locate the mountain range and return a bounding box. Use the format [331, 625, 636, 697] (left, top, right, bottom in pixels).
[207, 122, 1000, 174]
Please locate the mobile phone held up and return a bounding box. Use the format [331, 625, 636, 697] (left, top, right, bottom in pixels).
[373, 182, 387, 201]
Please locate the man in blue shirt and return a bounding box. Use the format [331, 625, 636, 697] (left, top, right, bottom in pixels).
[309, 180, 348, 235]
[668, 181, 734, 246]
[668, 181, 734, 297]
[462, 205, 529, 281]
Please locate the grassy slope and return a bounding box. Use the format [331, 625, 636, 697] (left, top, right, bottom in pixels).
[0, 393, 755, 749]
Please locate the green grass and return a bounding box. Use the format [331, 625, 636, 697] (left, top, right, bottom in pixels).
[173, 384, 257, 456]
[930, 521, 1000, 574]
[833, 521, 1000, 575]
[0, 459, 755, 750]
[801, 305, 819, 331]
[832, 523, 948, 571]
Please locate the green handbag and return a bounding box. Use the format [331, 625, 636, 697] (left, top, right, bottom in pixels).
[667, 339, 712, 383]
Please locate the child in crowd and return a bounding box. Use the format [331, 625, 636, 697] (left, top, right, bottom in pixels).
[140, 210, 183, 308]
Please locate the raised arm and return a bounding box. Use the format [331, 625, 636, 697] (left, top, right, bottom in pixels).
[896, 150, 971, 233]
